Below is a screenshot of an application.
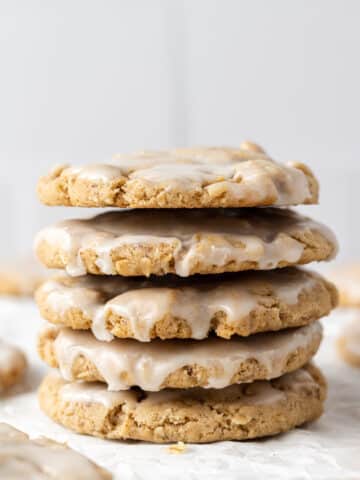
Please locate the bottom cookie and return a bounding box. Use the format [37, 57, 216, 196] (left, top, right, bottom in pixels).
[39, 364, 326, 443]
[337, 319, 360, 367]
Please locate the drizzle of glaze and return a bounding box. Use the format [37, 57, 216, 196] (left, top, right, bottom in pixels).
[50, 322, 322, 391]
[59, 374, 286, 409]
[58, 365, 319, 408]
[45, 146, 315, 207]
[37, 269, 319, 341]
[34, 208, 337, 277]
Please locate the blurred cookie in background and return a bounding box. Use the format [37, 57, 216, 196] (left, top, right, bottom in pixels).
[0, 256, 46, 297]
[0, 423, 112, 479]
[337, 318, 360, 367]
[0, 339, 27, 391]
[330, 263, 360, 367]
[328, 264, 360, 308]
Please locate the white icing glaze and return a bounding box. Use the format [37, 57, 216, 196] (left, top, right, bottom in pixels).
[0, 423, 108, 479]
[50, 322, 322, 391]
[135, 381, 286, 407]
[58, 147, 313, 206]
[68, 164, 122, 182]
[60, 378, 138, 408]
[242, 382, 286, 406]
[34, 209, 338, 277]
[277, 367, 316, 393]
[58, 365, 318, 408]
[38, 269, 318, 342]
[59, 376, 286, 408]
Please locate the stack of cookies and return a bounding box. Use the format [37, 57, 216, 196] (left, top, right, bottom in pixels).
[34, 144, 338, 443]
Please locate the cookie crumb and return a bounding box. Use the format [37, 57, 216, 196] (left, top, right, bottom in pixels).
[167, 441, 186, 454]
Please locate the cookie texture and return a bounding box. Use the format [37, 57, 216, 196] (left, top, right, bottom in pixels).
[337, 319, 360, 367]
[0, 423, 111, 479]
[0, 340, 27, 391]
[34, 208, 337, 277]
[38, 364, 326, 443]
[35, 269, 338, 341]
[38, 323, 322, 391]
[37, 145, 319, 209]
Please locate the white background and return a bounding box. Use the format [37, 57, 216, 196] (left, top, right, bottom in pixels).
[0, 0, 359, 262]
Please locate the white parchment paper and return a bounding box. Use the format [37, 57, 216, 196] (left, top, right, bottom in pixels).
[0, 298, 359, 480]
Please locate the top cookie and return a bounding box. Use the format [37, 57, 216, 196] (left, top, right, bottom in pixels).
[37, 144, 319, 209]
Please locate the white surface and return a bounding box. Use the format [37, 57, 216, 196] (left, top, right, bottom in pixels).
[0, 298, 359, 479]
[1, 0, 360, 261]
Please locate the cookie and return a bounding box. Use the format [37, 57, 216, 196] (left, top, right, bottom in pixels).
[38, 363, 326, 443]
[0, 423, 111, 479]
[0, 339, 27, 391]
[337, 319, 360, 367]
[38, 322, 322, 391]
[37, 145, 319, 209]
[34, 208, 337, 277]
[328, 264, 360, 307]
[0, 257, 45, 296]
[35, 269, 338, 341]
